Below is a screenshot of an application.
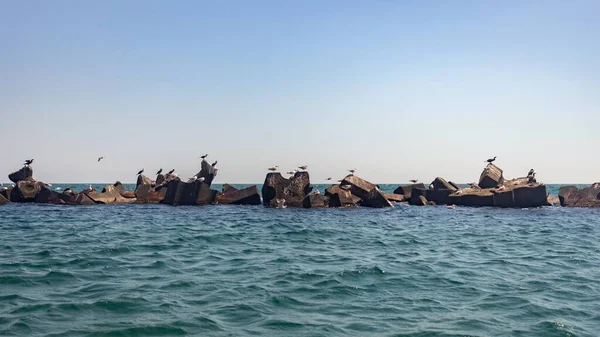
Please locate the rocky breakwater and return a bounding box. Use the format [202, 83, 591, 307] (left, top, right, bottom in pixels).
[558, 183, 600, 207]
[393, 164, 548, 208]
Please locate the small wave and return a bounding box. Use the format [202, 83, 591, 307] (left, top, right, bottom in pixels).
[86, 325, 186, 337]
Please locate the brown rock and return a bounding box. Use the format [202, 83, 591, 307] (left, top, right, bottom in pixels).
[547, 195, 560, 206]
[217, 185, 261, 205]
[558, 185, 600, 207]
[86, 185, 136, 204]
[513, 184, 548, 208]
[11, 181, 44, 202]
[0, 193, 9, 205]
[325, 185, 360, 207]
[339, 175, 376, 199]
[194, 160, 217, 187]
[409, 194, 428, 206]
[492, 190, 514, 207]
[459, 191, 494, 207]
[384, 193, 405, 203]
[156, 174, 166, 186]
[430, 177, 458, 191]
[136, 175, 155, 189]
[479, 164, 504, 189]
[35, 186, 73, 204]
[8, 166, 34, 184]
[361, 188, 393, 208]
[303, 193, 328, 208]
[262, 172, 311, 208]
[425, 189, 452, 205]
[71, 193, 96, 205]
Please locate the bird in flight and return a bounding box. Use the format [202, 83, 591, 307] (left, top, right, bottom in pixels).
[98, 156, 105, 162]
[137, 169, 144, 175]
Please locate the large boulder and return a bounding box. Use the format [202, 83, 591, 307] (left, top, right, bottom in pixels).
[479, 164, 504, 189]
[409, 188, 428, 206]
[161, 180, 218, 206]
[425, 189, 453, 205]
[136, 175, 155, 189]
[86, 185, 136, 204]
[35, 186, 73, 204]
[513, 185, 547, 208]
[194, 160, 217, 186]
[393, 183, 425, 199]
[8, 166, 33, 184]
[303, 193, 328, 208]
[430, 177, 458, 191]
[457, 191, 495, 207]
[338, 175, 392, 208]
[384, 193, 405, 203]
[1, 186, 13, 201]
[217, 185, 261, 205]
[492, 190, 514, 207]
[0, 194, 9, 205]
[70, 193, 96, 205]
[361, 188, 393, 208]
[156, 174, 166, 186]
[325, 185, 360, 207]
[10, 181, 44, 202]
[262, 172, 311, 208]
[558, 185, 600, 207]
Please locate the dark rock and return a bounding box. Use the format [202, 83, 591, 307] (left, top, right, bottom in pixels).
[262, 172, 311, 208]
[222, 184, 238, 194]
[162, 180, 218, 206]
[136, 175, 155, 189]
[513, 185, 547, 208]
[35, 186, 73, 204]
[384, 193, 405, 203]
[217, 185, 261, 205]
[194, 160, 217, 187]
[8, 166, 33, 184]
[425, 189, 453, 205]
[492, 190, 514, 207]
[303, 193, 328, 208]
[409, 194, 428, 206]
[558, 185, 600, 207]
[361, 188, 393, 208]
[448, 181, 460, 190]
[479, 164, 504, 189]
[340, 175, 377, 199]
[325, 185, 360, 207]
[71, 193, 96, 205]
[393, 183, 425, 199]
[134, 184, 153, 199]
[11, 181, 44, 202]
[459, 192, 494, 207]
[0, 194, 9, 205]
[430, 177, 458, 191]
[156, 174, 166, 186]
[133, 189, 164, 204]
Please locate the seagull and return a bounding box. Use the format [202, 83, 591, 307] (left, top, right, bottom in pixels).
[486, 156, 497, 164]
[55, 187, 61, 190]
[212, 161, 218, 167]
[24, 159, 34, 166]
[167, 169, 175, 175]
[347, 168, 357, 175]
[429, 183, 434, 189]
[200, 154, 208, 159]
[340, 184, 352, 190]
[268, 166, 279, 172]
[187, 176, 198, 182]
[286, 170, 297, 175]
[97, 156, 105, 162]
[156, 168, 163, 175]
[137, 169, 144, 176]
[409, 179, 418, 184]
[298, 165, 308, 171]
[527, 169, 535, 177]
[528, 172, 537, 183]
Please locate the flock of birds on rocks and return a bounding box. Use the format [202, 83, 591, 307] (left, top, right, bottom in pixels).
[3, 155, 538, 196]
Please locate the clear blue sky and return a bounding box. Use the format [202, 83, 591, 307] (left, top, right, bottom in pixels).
[1, 0, 599, 184]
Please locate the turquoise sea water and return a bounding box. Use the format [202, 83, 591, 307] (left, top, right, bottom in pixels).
[1, 184, 599, 336]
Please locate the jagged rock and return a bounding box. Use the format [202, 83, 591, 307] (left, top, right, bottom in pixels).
[222, 184, 238, 194]
[10, 181, 44, 202]
[0, 194, 9, 205]
[86, 185, 136, 204]
[35, 186, 73, 204]
[303, 193, 328, 208]
[558, 185, 600, 207]
[136, 175, 155, 189]
[340, 175, 377, 199]
[71, 193, 96, 205]
[393, 183, 425, 199]
[430, 177, 458, 191]
[8, 166, 33, 184]
[479, 164, 504, 189]
[262, 172, 311, 208]
[194, 160, 217, 186]
[361, 188, 393, 208]
[325, 185, 360, 207]
[513, 185, 547, 208]
[161, 180, 218, 206]
[217, 185, 261, 205]
[384, 193, 405, 203]
[156, 174, 165, 186]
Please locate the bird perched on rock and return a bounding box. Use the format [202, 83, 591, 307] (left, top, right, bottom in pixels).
[298, 165, 308, 171]
[137, 169, 144, 175]
[528, 173, 537, 183]
[527, 169, 535, 177]
[97, 156, 105, 162]
[409, 179, 419, 184]
[268, 166, 279, 172]
[486, 156, 497, 164]
[347, 168, 357, 175]
[429, 183, 434, 190]
[156, 168, 163, 175]
[167, 169, 175, 175]
[286, 170, 297, 175]
[212, 161, 218, 167]
[200, 154, 208, 159]
[24, 159, 34, 166]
